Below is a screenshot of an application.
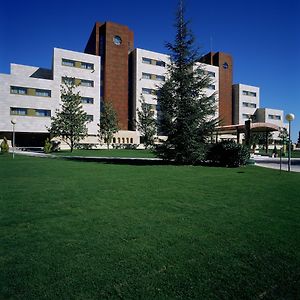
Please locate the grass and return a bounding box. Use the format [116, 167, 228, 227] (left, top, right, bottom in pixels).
[53, 149, 156, 158]
[0, 154, 299, 299]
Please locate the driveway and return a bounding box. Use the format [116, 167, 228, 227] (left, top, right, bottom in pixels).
[253, 155, 300, 173]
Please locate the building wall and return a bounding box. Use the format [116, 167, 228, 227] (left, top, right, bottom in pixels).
[53, 48, 101, 135]
[132, 48, 170, 131]
[0, 48, 101, 139]
[0, 65, 56, 133]
[132, 48, 219, 137]
[84, 22, 134, 130]
[201, 52, 233, 126]
[233, 84, 260, 124]
[254, 107, 286, 141]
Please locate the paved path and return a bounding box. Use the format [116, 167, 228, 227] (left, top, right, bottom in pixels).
[11, 150, 300, 172]
[253, 155, 300, 173]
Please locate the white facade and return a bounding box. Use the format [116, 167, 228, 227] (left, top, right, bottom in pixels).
[0, 48, 100, 141]
[132, 48, 219, 138]
[233, 84, 260, 124]
[254, 107, 288, 141]
[132, 48, 170, 126]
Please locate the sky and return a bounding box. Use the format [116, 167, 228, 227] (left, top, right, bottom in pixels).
[1, 0, 299, 141]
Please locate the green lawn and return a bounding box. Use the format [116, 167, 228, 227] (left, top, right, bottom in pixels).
[53, 149, 156, 158]
[0, 154, 299, 299]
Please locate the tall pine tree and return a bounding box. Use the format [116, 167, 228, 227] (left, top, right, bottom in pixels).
[48, 78, 88, 152]
[156, 0, 218, 164]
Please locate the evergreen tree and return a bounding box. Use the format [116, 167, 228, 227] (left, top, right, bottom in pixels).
[156, 0, 217, 164]
[48, 79, 88, 152]
[136, 95, 157, 149]
[98, 101, 119, 149]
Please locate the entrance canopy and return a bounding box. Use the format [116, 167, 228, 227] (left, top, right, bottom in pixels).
[216, 122, 279, 134]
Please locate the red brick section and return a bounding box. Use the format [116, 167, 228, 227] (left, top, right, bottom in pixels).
[200, 52, 233, 126]
[85, 22, 134, 130]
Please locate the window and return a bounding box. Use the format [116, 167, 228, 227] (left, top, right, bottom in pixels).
[142, 57, 166, 67]
[142, 73, 165, 81]
[156, 60, 165, 67]
[35, 89, 51, 97]
[242, 102, 256, 108]
[35, 109, 51, 117]
[81, 97, 94, 104]
[242, 114, 251, 119]
[268, 114, 281, 120]
[142, 57, 151, 64]
[207, 84, 215, 90]
[142, 88, 156, 95]
[11, 86, 27, 95]
[81, 62, 94, 70]
[80, 79, 94, 87]
[142, 72, 151, 79]
[242, 90, 257, 97]
[62, 77, 75, 85]
[156, 75, 165, 81]
[62, 59, 75, 67]
[207, 71, 215, 77]
[10, 107, 27, 115]
[130, 138, 133, 143]
[87, 115, 94, 121]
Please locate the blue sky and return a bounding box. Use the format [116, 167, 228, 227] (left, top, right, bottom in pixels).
[1, 0, 299, 141]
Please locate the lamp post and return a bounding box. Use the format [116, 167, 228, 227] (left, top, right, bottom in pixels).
[285, 113, 295, 172]
[11, 118, 16, 159]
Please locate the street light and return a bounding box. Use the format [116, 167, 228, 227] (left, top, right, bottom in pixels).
[285, 113, 295, 172]
[11, 118, 16, 159]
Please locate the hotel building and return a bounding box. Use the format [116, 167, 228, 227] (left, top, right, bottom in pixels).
[0, 21, 287, 148]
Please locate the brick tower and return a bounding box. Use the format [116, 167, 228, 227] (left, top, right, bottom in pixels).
[85, 22, 134, 130]
[201, 52, 233, 126]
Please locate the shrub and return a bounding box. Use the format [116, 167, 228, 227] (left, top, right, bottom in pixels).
[206, 140, 250, 167]
[0, 137, 9, 154]
[44, 138, 52, 153]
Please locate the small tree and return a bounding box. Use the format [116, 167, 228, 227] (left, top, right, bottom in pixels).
[48, 78, 88, 152]
[0, 137, 9, 154]
[136, 95, 157, 149]
[43, 138, 52, 153]
[156, 0, 217, 164]
[98, 101, 119, 149]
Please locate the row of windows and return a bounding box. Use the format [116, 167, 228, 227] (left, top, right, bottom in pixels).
[142, 72, 165, 81]
[242, 102, 257, 108]
[10, 107, 94, 121]
[10, 107, 51, 117]
[198, 69, 216, 77]
[11, 86, 51, 97]
[62, 58, 94, 70]
[242, 90, 257, 97]
[142, 57, 166, 67]
[62, 77, 94, 87]
[268, 114, 281, 120]
[112, 137, 134, 144]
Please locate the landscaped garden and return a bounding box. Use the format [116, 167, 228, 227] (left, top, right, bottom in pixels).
[1, 154, 299, 299]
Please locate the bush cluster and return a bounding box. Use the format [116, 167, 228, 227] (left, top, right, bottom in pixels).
[206, 140, 250, 167]
[0, 137, 9, 154]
